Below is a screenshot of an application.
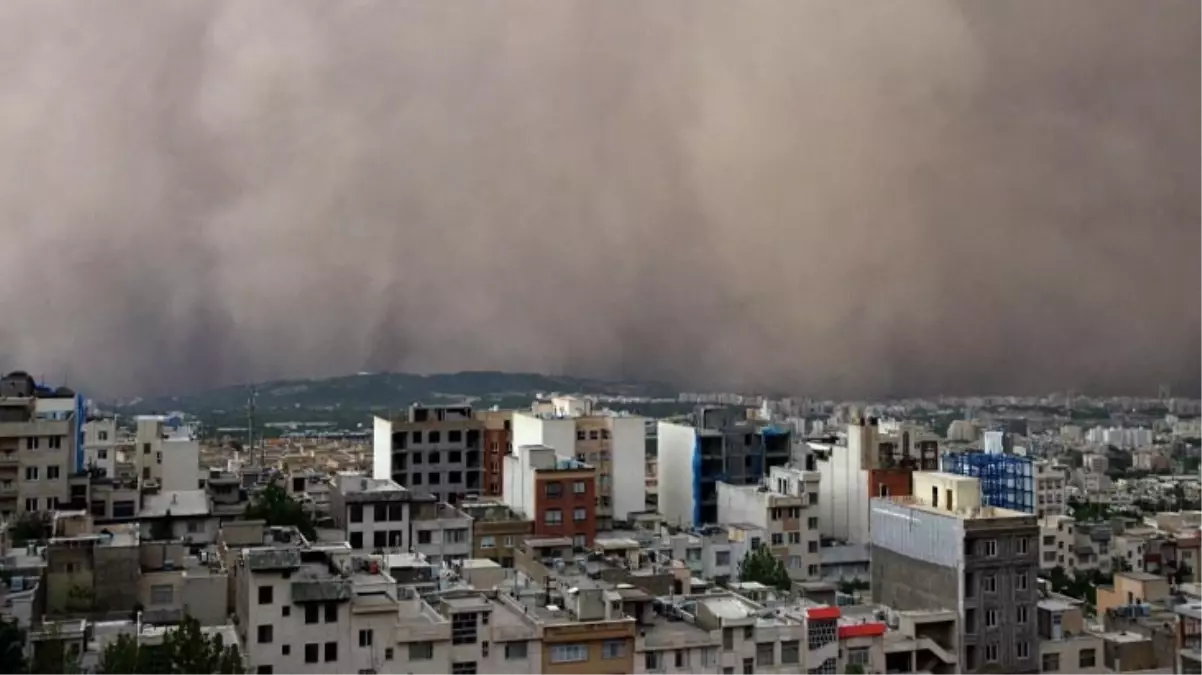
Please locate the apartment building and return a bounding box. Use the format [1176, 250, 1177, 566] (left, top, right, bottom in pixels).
[644, 429, 658, 512]
[330, 473, 423, 552]
[1177, 600, 1201, 674]
[512, 402, 646, 529]
[458, 501, 533, 568]
[410, 500, 473, 565]
[717, 465, 822, 581]
[657, 408, 793, 529]
[234, 546, 404, 674]
[870, 472, 1041, 674]
[1039, 515, 1113, 574]
[372, 404, 485, 503]
[81, 416, 118, 478]
[502, 444, 598, 550]
[1036, 592, 1105, 673]
[0, 371, 82, 518]
[811, 417, 938, 545]
[137, 489, 218, 545]
[1035, 460, 1067, 517]
[475, 409, 512, 497]
[134, 415, 201, 492]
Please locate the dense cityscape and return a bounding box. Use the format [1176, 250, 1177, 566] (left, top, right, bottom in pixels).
[0, 369, 1199, 674]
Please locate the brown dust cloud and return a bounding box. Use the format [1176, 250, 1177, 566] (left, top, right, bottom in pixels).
[0, 1, 1196, 399]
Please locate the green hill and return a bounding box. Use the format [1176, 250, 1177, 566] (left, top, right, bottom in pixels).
[109, 371, 680, 432]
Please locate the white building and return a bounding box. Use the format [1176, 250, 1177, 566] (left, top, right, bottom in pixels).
[135, 415, 201, 492]
[511, 407, 645, 528]
[82, 417, 118, 478]
[329, 473, 473, 564]
[138, 489, 218, 544]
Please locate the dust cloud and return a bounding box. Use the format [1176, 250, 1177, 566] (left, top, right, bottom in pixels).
[0, 0, 1195, 398]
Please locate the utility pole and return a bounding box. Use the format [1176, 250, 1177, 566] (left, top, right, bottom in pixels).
[247, 387, 260, 467]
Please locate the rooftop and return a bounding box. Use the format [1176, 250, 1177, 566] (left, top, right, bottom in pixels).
[140, 490, 210, 519]
[874, 495, 1031, 520]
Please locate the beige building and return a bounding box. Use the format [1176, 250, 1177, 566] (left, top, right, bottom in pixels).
[1035, 460, 1067, 518]
[0, 372, 79, 518]
[1036, 593, 1106, 673]
[717, 465, 822, 581]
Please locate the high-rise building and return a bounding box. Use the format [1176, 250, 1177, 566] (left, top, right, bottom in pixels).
[474, 409, 512, 497]
[870, 472, 1041, 674]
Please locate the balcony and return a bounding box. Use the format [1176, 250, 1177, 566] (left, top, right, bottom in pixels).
[0, 451, 18, 466]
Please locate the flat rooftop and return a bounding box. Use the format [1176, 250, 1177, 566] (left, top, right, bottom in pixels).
[875, 495, 1031, 520]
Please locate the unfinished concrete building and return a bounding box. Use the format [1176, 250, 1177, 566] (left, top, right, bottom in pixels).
[372, 404, 484, 504]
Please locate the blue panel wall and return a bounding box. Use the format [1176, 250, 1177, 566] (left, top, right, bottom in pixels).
[692, 435, 703, 528]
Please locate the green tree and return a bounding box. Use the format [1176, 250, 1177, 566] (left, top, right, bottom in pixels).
[0, 617, 27, 674]
[845, 665, 865, 675]
[838, 577, 870, 595]
[738, 546, 791, 592]
[1175, 564, 1193, 586]
[10, 511, 53, 545]
[99, 615, 244, 674]
[244, 483, 316, 540]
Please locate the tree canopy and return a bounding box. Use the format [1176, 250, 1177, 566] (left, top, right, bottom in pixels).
[0, 617, 26, 674]
[244, 483, 316, 540]
[738, 546, 792, 592]
[99, 615, 244, 674]
[10, 511, 53, 545]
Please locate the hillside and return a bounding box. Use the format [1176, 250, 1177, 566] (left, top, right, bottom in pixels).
[109, 371, 680, 430]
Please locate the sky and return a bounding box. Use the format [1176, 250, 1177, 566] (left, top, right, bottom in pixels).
[0, 0, 1197, 399]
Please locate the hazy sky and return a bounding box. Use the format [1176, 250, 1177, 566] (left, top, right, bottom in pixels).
[0, 0, 1197, 398]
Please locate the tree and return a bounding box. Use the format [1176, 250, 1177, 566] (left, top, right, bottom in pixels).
[845, 665, 865, 675]
[244, 483, 316, 540]
[838, 577, 870, 595]
[99, 615, 244, 674]
[10, 511, 53, 545]
[29, 622, 81, 674]
[0, 617, 27, 674]
[1175, 564, 1193, 586]
[738, 546, 791, 592]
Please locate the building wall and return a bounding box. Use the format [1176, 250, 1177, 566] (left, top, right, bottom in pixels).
[534, 470, 597, 549]
[656, 422, 698, 529]
[374, 408, 485, 504]
[610, 416, 646, 523]
[160, 438, 200, 492]
[14, 417, 74, 513]
[372, 417, 392, 480]
[541, 621, 635, 675]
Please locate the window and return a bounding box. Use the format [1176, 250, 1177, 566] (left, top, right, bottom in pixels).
[808, 540, 818, 553]
[24, 467, 37, 481]
[384, 648, 394, 661]
[98, 448, 107, 459]
[304, 644, 319, 664]
[418, 530, 432, 545]
[324, 602, 337, 623]
[480, 536, 496, 549]
[982, 539, 998, 557]
[281, 645, 289, 655]
[452, 612, 478, 645]
[409, 642, 433, 661]
[602, 640, 625, 659]
[257, 625, 273, 644]
[305, 604, 320, 624]
[47, 466, 59, 480]
[258, 585, 273, 605]
[847, 647, 871, 666]
[576, 430, 586, 441]
[451, 663, 477, 675]
[23, 498, 35, 511]
[504, 642, 527, 660]
[808, 492, 818, 505]
[98, 430, 108, 441]
[256, 667, 272, 674]
[573, 480, 586, 494]
[350, 532, 363, 549]
[743, 657, 755, 674]
[324, 641, 337, 662]
[807, 516, 818, 529]
[150, 584, 174, 606]
[983, 574, 997, 593]
[573, 507, 587, 522]
[1016, 641, 1029, 659]
[374, 531, 387, 549]
[984, 643, 998, 663]
[675, 650, 687, 668]
[1017, 605, 1028, 624]
[788, 532, 801, 544]
[573, 534, 587, 548]
[1080, 648, 1096, 668]
[780, 640, 799, 664]
[545, 482, 563, 498]
[1017, 537, 1029, 554]
[428, 431, 441, 444]
[1016, 571, 1028, 591]
[349, 504, 363, 522]
[645, 652, 661, 670]
[771, 533, 784, 546]
[985, 609, 998, 628]
[755, 642, 774, 666]
[550, 644, 588, 663]
[449, 430, 462, 443]
[428, 472, 440, 485]
[143, 443, 151, 455]
[723, 628, 734, 650]
[1042, 653, 1060, 671]
[545, 509, 563, 524]
[716, 551, 731, 566]
[359, 629, 373, 647]
[878, 483, 889, 498]
[808, 564, 820, 577]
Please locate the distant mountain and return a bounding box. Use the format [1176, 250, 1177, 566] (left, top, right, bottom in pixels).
[108, 371, 680, 427]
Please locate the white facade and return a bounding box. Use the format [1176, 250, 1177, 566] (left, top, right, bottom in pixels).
[813, 426, 872, 544]
[512, 410, 646, 525]
[372, 416, 392, 480]
[655, 422, 700, 528]
[82, 417, 118, 477]
[1035, 461, 1066, 518]
[135, 416, 201, 492]
[717, 466, 823, 580]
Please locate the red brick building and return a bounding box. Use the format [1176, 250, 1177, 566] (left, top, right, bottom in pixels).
[476, 409, 513, 497]
[503, 444, 597, 550]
